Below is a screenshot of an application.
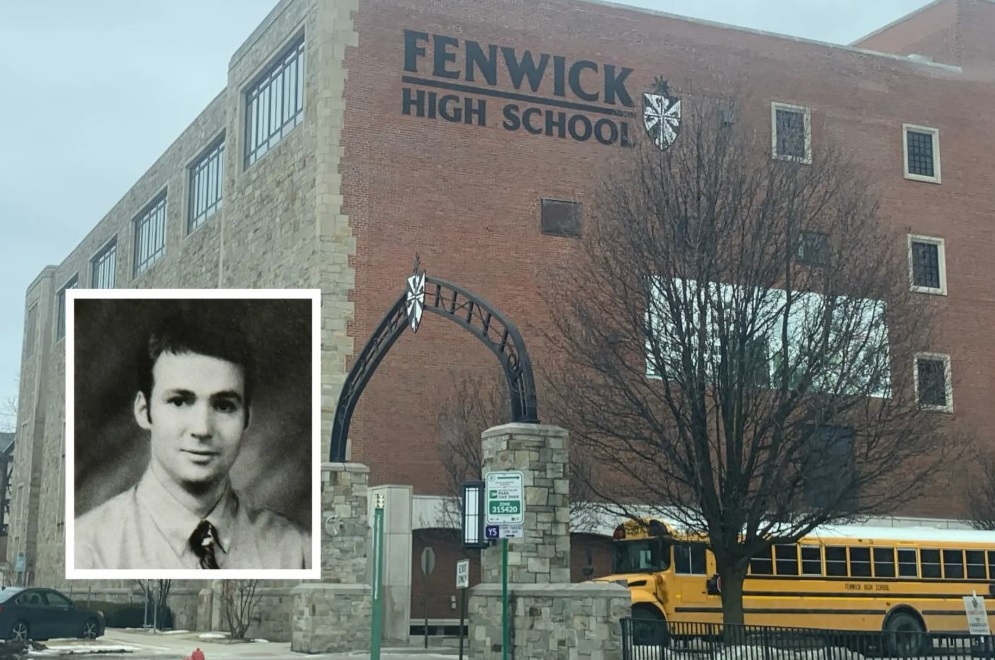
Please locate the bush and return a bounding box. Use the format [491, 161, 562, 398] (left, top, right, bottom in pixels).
[81, 600, 173, 629]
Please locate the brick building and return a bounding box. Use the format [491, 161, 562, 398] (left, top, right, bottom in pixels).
[10, 0, 995, 638]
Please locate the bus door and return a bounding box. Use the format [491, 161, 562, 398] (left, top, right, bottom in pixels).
[672, 541, 710, 605]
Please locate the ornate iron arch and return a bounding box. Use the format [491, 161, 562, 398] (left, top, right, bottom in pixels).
[329, 260, 539, 462]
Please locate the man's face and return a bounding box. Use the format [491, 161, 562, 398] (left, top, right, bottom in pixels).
[134, 351, 248, 490]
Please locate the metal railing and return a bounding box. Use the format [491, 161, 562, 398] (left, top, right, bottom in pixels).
[621, 619, 995, 660]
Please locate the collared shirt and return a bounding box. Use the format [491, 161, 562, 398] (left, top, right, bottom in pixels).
[74, 469, 311, 570]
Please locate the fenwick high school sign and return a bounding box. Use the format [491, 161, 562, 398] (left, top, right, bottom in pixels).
[401, 30, 682, 150]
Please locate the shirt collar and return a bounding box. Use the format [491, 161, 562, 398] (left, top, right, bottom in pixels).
[135, 469, 239, 559]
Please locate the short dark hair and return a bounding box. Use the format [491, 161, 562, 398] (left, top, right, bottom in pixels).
[138, 304, 256, 417]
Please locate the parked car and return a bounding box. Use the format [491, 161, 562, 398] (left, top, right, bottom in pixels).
[0, 587, 105, 641]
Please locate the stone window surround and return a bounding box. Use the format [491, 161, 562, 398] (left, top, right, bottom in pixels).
[770, 101, 812, 164]
[903, 123, 941, 184]
[907, 233, 947, 296]
[914, 351, 953, 413]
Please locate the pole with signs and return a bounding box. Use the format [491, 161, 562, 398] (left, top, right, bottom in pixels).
[484, 471, 525, 660]
[456, 558, 469, 659]
[370, 494, 385, 660]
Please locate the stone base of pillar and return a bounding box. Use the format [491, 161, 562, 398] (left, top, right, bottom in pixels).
[468, 582, 630, 660]
[290, 583, 372, 653]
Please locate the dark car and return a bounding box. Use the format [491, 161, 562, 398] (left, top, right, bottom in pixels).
[0, 587, 105, 641]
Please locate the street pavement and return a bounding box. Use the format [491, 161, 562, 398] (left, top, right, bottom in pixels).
[31, 629, 461, 659]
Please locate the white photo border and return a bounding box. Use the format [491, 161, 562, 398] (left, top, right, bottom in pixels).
[65, 288, 322, 580]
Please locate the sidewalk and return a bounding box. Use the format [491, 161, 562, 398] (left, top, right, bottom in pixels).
[39, 629, 460, 659]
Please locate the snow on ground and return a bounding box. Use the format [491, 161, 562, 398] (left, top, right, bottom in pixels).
[251, 638, 269, 643]
[29, 643, 140, 656]
[197, 632, 229, 640]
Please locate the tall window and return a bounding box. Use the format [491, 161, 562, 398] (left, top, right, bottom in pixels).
[133, 194, 167, 276]
[915, 353, 952, 412]
[24, 304, 37, 357]
[903, 124, 940, 183]
[188, 137, 225, 232]
[908, 235, 946, 295]
[56, 275, 78, 340]
[771, 102, 811, 163]
[245, 35, 305, 167]
[91, 239, 117, 289]
[803, 426, 855, 509]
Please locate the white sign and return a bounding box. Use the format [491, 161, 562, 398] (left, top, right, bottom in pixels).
[485, 471, 525, 525]
[964, 594, 991, 635]
[456, 559, 470, 589]
[499, 524, 524, 539]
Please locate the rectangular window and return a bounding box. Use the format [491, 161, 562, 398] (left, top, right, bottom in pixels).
[903, 124, 940, 183]
[987, 550, 995, 579]
[774, 545, 799, 576]
[921, 549, 941, 578]
[188, 137, 225, 232]
[915, 353, 952, 412]
[967, 550, 987, 579]
[801, 546, 822, 575]
[540, 198, 582, 238]
[803, 426, 855, 509]
[674, 543, 707, 575]
[56, 275, 78, 340]
[90, 239, 117, 289]
[943, 549, 965, 579]
[849, 547, 872, 577]
[771, 102, 811, 163]
[797, 231, 829, 266]
[133, 194, 167, 276]
[245, 34, 305, 167]
[825, 546, 848, 577]
[908, 235, 946, 295]
[24, 304, 37, 357]
[898, 548, 919, 577]
[872, 547, 896, 578]
[749, 548, 773, 575]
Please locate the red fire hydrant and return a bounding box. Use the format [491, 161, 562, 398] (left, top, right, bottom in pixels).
[185, 648, 205, 660]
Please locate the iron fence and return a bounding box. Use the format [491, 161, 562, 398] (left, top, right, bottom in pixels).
[620, 619, 995, 660]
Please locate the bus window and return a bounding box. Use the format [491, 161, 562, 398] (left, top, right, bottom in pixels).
[897, 548, 918, 577]
[674, 543, 707, 575]
[966, 550, 986, 579]
[612, 538, 669, 574]
[849, 547, 871, 577]
[943, 549, 965, 579]
[775, 545, 799, 576]
[801, 545, 822, 575]
[872, 547, 896, 578]
[825, 546, 847, 576]
[988, 551, 995, 579]
[750, 548, 773, 575]
[921, 549, 941, 578]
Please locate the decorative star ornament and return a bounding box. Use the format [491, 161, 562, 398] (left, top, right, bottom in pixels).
[405, 254, 426, 333]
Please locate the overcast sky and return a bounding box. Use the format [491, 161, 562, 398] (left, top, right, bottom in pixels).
[0, 0, 933, 430]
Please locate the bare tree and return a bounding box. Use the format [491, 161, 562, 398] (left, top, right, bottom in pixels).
[133, 580, 172, 629]
[544, 87, 966, 624]
[0, 378, 17, 434]
[436, 370, 598, 531]
[221, 580, 262, 640]
[968, 458, 995, 531]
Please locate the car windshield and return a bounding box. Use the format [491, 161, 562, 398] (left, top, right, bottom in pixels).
[612, 538, 669, 573]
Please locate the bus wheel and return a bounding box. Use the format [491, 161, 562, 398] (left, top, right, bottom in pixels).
[883, 610, 926, 657]
[631, 606, 669, 648]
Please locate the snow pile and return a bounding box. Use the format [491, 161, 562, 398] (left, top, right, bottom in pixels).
[29, 643, 139, 656]
[197, 632, 228, 640]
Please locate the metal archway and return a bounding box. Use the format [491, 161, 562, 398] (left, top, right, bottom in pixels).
[329, 261, 538, 461]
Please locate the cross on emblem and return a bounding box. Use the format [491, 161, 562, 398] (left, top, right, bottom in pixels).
[643, 77, 682, 151]
[405, 254, 426, 333]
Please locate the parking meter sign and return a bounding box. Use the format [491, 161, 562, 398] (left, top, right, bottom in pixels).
[485, 471, 525, 525]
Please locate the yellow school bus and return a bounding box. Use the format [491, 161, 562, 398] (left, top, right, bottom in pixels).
[595, 517, 995, 643]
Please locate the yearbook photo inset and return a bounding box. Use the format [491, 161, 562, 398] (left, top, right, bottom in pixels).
[66, 289, 321, 580]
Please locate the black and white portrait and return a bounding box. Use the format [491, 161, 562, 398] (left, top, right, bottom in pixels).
[66, 290, 320, 579]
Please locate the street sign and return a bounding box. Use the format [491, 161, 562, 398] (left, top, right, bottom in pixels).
[485, 471, 525, 525]
[964, 594, 991, 635]
[485, 524, 523, 540]
[456, 559, 470, 589]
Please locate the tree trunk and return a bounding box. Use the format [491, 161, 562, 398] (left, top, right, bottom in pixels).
[719, 565, 747, 632]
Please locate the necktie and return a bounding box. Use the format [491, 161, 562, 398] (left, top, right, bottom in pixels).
[189, 520, 220, 569]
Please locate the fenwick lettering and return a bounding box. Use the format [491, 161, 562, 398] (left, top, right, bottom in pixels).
[401, 30, 637, 147]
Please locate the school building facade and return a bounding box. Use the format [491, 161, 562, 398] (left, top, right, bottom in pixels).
[9, 0, 995, 640]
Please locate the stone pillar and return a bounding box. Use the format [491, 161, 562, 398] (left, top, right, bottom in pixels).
[479, 423, 571, 584]
[291, 463, 372, 653]
[469, 423, 627, 660]
[369, 484, 413, 645]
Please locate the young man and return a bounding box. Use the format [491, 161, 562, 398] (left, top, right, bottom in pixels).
[74, 306, 311, 570]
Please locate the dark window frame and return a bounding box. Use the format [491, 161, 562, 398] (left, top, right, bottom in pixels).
[133, 193, 168, 277]
[244, 33, 305, 168]
[797, 231, 829, 266]
[915, 353, 952, 411]
[540, 198, 582, 238]
[188, 135, 225, 233]
[90, 238, 117, 289]
[908, 235, 946, 295]
[771, 102, 811, 163]
[903, 124, 940, 183]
